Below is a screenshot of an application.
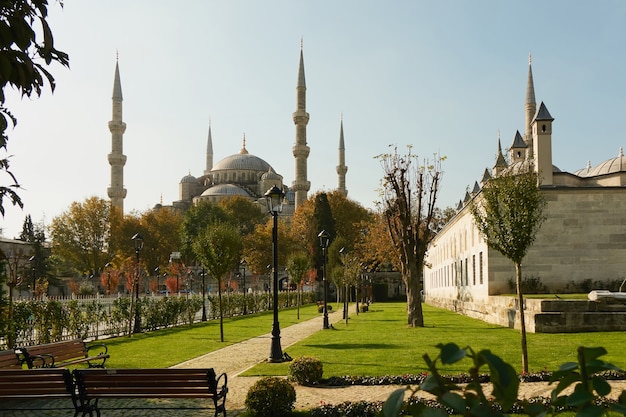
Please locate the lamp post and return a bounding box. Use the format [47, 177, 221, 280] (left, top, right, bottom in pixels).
[105, 263, 112, 295]
[265, 185, 285, 362]
[131, 233, 144, 334]
[201, 268, 207, 321]
[29, 255, 36, 297]
[154, 266, 160, 295]
[318, 230, 330, 329]
[240, 259, 248, 315]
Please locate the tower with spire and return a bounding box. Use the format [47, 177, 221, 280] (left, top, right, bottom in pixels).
[525, 54, 537, 155]
[107, 57, 127, 212]
[204, 121, 213, 176]
[336, 116, 348, 196]
[292, 41, 311, 208]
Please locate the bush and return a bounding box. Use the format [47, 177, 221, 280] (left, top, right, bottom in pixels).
[317, 304, 332, 313]
[245, 376, 296, 417]
[359, 304, 368, 313]
[289, 356, 323, 385]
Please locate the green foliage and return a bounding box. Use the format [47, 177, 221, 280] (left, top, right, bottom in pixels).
[289, 356, 324, 385]
[245, 376, 296, 417]
[317, 304, 332, 313]
[507, 275, 547, 294]
[0, 0, 69, 215]
[470, 169, 546, 265]
[381, 344, 626, 417]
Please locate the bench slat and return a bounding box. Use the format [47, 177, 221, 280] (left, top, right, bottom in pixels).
[21, 339, 108, 368]
[73, 368, 227, 417]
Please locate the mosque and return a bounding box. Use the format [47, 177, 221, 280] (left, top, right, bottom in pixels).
[423, 57, 626, 316]
[106, 45, 349, 216]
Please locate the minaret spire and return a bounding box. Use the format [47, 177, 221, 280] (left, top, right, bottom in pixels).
[107, 57, 127, 213]
[525, 53, 537, 155]
[292, 40, 311, 207]
[204, 120, 213, 175]
[336, 114, 348, 196]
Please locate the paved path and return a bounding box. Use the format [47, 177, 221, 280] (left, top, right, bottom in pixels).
[3, 307, 626, 416]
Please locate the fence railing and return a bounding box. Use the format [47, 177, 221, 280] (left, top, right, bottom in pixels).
[0, 289, 317, 350]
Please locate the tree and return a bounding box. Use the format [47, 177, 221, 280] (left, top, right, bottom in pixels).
[218, 196, 266, 236]
[285, 252, 312, 320]
[180, 201, 229, 262]
[139, 208, 182, 272]
[0, 0, 69, 216]
[469, 168, 546, 373]
[377, 146, 443, 327]
[18, 215, 52, 295]
[192, 222, 242, 342]
[242, 218, 296, 276]
[49, 196, 111, 277]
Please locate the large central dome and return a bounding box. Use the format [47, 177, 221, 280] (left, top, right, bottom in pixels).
[212, 152, 272, 172]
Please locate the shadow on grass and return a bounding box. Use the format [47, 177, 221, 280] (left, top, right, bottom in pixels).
[306, 343, 398, 350]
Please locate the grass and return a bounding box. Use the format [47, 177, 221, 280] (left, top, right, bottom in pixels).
[244, 302, 626, 377]
[101, 304, 321, 368]
[98, 301, 626, 378]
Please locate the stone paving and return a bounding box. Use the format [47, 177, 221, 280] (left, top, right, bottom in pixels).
[2, 307, 626, 416]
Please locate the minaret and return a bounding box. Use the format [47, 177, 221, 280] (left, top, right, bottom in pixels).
[204, 121, 213, 176]
[107, 56, 127, 212]
[524, 54, 537, 156]
[291, 40, 311, 208]
[336, 116, 348, 196]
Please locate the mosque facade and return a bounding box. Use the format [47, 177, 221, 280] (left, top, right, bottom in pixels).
[424, 58, 626, 304]
[107, 45, 349, 216]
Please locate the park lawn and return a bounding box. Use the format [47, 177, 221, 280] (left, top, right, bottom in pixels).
[102, 304, 321, 368]
[244, 301, 626, 378]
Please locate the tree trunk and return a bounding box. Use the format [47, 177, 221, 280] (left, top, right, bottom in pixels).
[405, 259, 424, 327]
[515, 262, 529, 373]
[218, 279, 224, 342]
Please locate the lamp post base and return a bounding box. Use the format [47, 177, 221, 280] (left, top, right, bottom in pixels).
[268, 322, 284, 362]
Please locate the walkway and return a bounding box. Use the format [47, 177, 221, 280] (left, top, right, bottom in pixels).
[2, 308, 626, 416]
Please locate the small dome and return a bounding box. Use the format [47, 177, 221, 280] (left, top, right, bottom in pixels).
[261, 167, 281, 181]
[583, 148, 626, 177]
[200, 184, 252, 197]
[180, 174, 197, 184]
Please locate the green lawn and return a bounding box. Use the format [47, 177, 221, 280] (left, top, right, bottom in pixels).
[244, 302, 626, 377]
[102, 304, 321, 368]
[99, 301, 625, 378]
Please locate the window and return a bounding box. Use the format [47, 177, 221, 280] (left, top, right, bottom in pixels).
[479, 252, 484, 284]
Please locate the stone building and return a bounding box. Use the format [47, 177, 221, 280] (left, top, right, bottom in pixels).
[424, 57, 626, 306]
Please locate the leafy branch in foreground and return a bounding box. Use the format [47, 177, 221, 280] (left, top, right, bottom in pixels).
[381, 344, 626, 417]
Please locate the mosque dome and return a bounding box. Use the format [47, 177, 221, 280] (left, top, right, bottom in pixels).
[261, 167, 281, 181]
[212, 151, 272, 173]
[180, 174, 197, 183]
[581, 148, 626, 177]
[200, 183, 252, 198]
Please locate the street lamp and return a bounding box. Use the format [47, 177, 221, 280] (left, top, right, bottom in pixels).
[240, 259, 248, 315]
[201, 268, 207, 321]
[131, 233, 144, 334]
[105, 263, 112, 295]
[318, 230, 330, 329]
[29, 255, 36, 297]
[265, 185, 285, 362]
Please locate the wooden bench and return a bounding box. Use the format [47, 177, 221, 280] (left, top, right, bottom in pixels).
[0, 368, 79, 412]
[21, 339, 109, 369]
[0, 349, 24, 369]
[73, 368, 228, 417]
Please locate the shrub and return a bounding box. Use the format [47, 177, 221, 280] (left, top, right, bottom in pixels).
[317, 304, 333, 313]
[506, 274, 547, 293]
[289, 356, 323, 385]
[245, 376, 296, 417]
[359, 304, 368, 313]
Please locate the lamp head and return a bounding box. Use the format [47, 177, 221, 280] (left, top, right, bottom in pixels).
[264, 185, 284, 214]
[318, 230, 330, 249]
[131, 233, 144, 252]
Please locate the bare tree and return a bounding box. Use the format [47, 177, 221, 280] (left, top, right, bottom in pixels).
[469, 168, 546, 373]
[377, 145, 443, 327]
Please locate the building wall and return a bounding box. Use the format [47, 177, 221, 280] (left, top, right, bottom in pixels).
[424, 185, 626, 302]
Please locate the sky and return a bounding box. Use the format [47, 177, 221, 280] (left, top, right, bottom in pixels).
[2, 1, 626, 239]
